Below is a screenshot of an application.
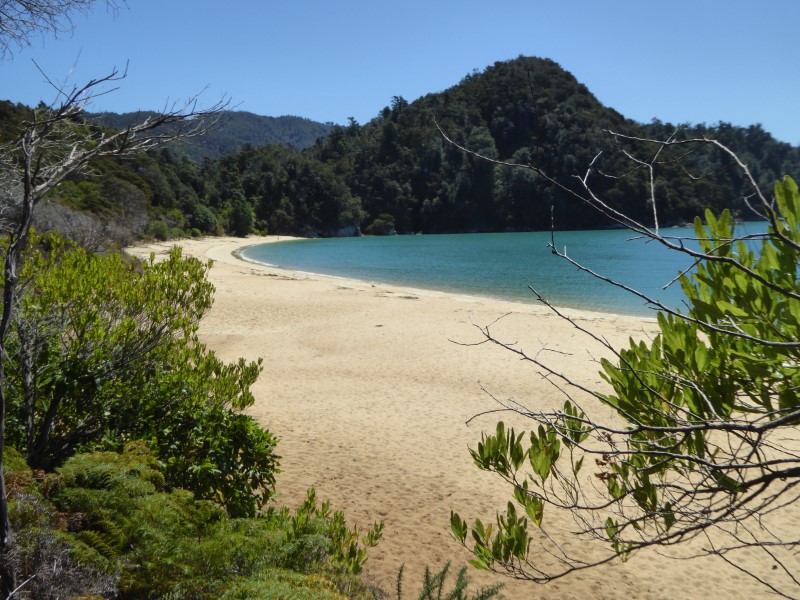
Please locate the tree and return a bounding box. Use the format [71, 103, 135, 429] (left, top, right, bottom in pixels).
[228, 194, 254, 236]
[0, 4, 227, 591]
[0, 0, 119, 58]
[446, 131, 800, 598]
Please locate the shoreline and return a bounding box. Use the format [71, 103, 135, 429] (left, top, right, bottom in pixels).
[234, 235, 659, 324]
[124, 235, 768, 600]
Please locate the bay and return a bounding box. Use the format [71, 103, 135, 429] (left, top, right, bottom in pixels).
[241, 223, 767, 317]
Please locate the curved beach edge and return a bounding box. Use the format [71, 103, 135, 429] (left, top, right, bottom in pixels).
[126, 234, 657, 325]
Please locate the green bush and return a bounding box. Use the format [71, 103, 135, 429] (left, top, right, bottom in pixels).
[145, 219, 170, 240]
[7, 236, 278, 516]
[228, 198, 254, 236]
[2, 446, 380, 599]
[268, 487, 383, 576]
[397, 562, 501, 600]
[190, 204, 218, 234]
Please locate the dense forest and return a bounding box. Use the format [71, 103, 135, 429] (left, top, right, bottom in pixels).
[90, 110, 334, 160]
[2, 56, 798, 245]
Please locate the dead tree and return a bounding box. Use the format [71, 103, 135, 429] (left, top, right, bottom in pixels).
[0, 68, 227, 594]
[0, 0, 122, 58]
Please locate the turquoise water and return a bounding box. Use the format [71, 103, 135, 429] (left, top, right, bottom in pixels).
[241, 224, 768, 317]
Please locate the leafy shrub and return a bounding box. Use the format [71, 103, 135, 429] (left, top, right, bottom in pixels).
[365, 213, 396, 235]
[269, 487, 383, 577]
[228, 198, 254, 236]
[190, 204, 218, 234]
[7, 236, 278, 515]
[145, 219, 170, 240]
[2, 446, 380, 599]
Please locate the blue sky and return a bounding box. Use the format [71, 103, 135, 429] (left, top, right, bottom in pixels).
[3, 1, 799, 144]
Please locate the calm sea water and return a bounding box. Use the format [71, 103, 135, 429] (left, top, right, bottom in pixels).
[241, 224, 767, 317]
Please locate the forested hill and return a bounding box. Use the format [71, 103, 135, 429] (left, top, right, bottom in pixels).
[3, 56, 798, 241]
[191, 56, 799, 236]
[89, 110, 334, 160]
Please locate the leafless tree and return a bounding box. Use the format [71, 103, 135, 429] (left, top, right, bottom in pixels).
[0, 67, 227, 595]
[0, 2, 229, 595]
[0, 0, 121, 58]
[443, 127, 800, 598]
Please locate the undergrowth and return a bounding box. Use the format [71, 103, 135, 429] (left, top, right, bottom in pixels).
[3, 443, 380, 599]
[3, 444, 497, 599]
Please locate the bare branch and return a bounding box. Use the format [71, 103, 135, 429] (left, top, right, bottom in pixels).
[445, 127, 800, 597]
[0, 65, 227, 594]
[0, 1, 123, 59]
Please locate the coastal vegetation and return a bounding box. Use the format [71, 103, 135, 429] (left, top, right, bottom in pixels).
[11, 238, 276, 512]
[1, 1, 799, 598]
[0, 230, 384, 596]
[3, 56, 798, 243]
[450, 136, 800, 598]
[5, 444, 380, 598]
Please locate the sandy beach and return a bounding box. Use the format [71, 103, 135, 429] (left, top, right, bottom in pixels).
[126, 236, 784, 600]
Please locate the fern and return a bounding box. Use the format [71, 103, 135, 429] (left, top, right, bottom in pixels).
[76, 529, 119, 561]
[76, 517, 128, 560]
[9, 447, 379, 599]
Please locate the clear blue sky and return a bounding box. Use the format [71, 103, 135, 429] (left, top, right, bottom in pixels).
[3, 1, 799, 144]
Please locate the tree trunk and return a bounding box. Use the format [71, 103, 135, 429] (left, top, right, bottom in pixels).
[0, 248, 20, 596]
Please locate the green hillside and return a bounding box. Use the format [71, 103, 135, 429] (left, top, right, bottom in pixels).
[196, 56, 798, 236]
[3, 56, 797, 243]
[89, 110, 334, 160]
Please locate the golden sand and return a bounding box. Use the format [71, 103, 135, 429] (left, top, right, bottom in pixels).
[126, 236, 781, 599]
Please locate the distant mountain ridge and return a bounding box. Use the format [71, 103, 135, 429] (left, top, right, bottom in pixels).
[89, 110, 334, 160]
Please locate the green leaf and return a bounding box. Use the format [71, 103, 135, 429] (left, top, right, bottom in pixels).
[450, 511, 468, 543]
[468, 558, 490, 570]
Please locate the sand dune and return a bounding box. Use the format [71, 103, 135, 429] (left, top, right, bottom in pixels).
[126, 236, 789, 599]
